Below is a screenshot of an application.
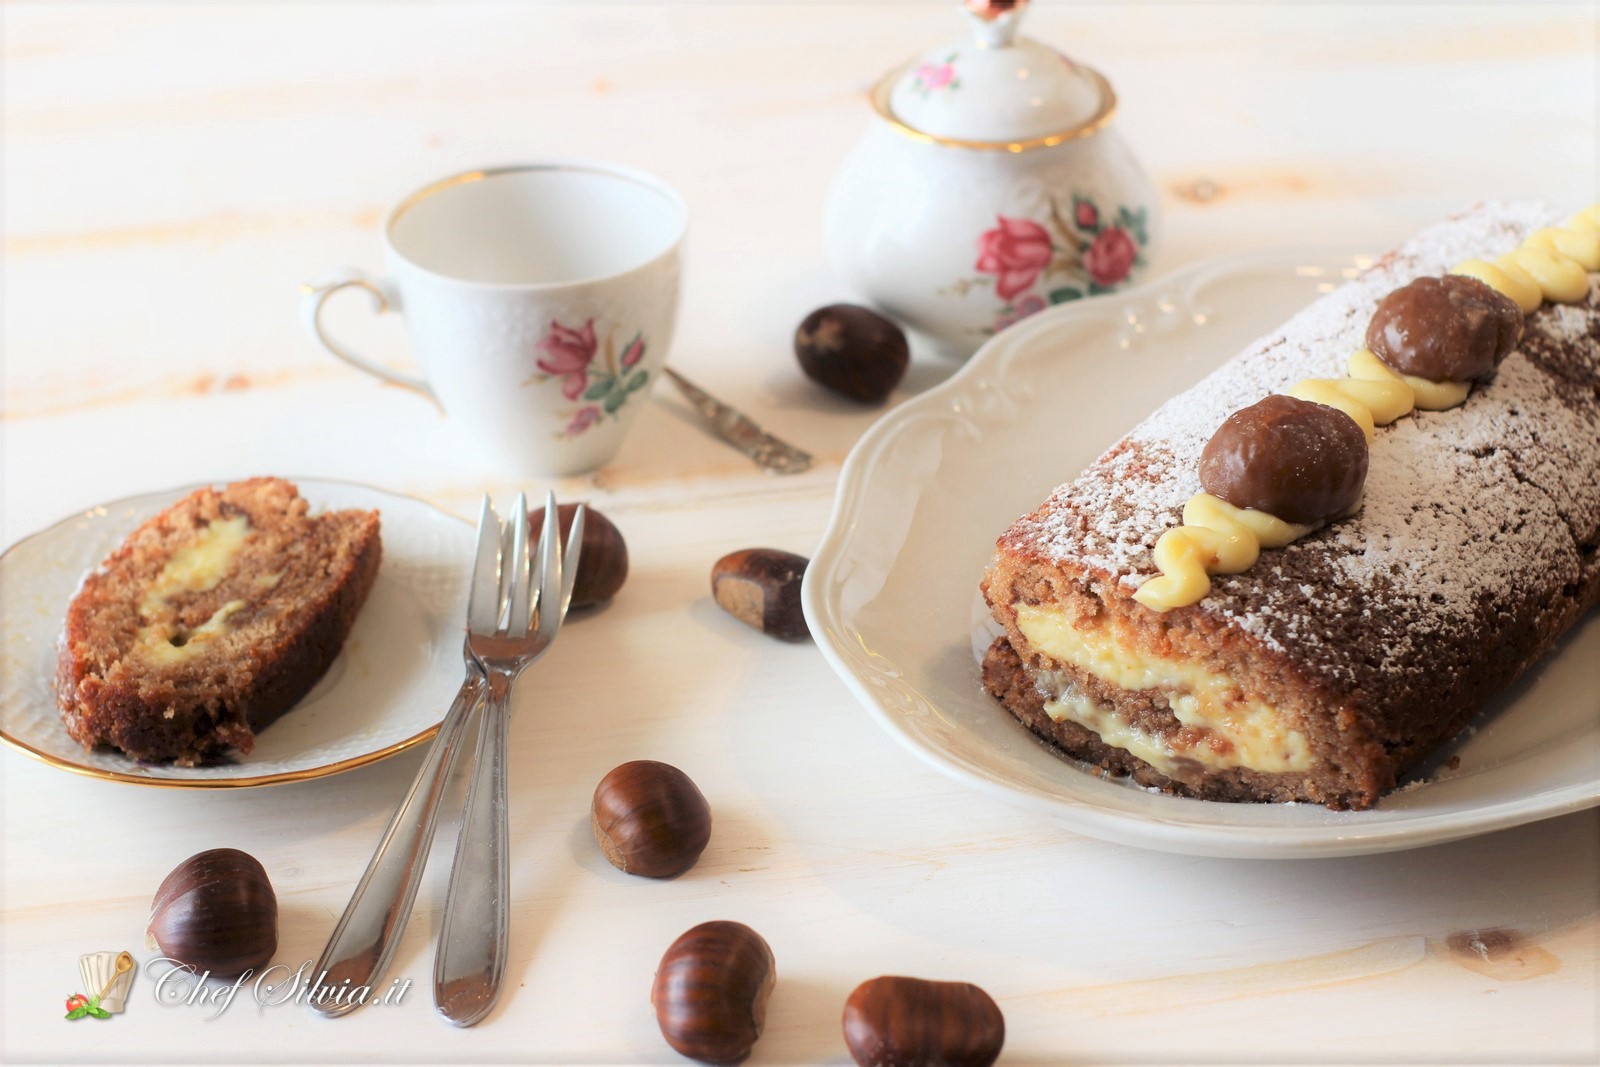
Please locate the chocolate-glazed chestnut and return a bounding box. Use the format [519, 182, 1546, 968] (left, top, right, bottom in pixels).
[1199, 395, 1368, 525]
[1366, 274, 1522, 382]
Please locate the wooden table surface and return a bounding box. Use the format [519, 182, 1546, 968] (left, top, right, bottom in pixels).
[3, 3, 1596, 1063]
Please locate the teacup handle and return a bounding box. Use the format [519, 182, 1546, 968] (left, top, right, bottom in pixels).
[300, 269, 436, 400]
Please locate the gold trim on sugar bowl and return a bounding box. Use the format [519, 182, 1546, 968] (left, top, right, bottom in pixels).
[869, 61, 1119, 153]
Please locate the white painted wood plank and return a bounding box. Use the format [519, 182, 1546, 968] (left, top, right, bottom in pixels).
[3, 3, 1595, 1062]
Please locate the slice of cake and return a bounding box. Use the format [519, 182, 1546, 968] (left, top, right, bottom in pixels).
[55, 477, 382, 765]
[981, 202, 1600, 810]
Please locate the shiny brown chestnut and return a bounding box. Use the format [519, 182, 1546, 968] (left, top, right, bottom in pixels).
[795, 304, 909, 405]
[1366, 274, 1522, 382]
[843, 976, 1005, 1067]
[1199, 394, 1368, 525]
[146, 848, 277, 979]
[528, 502, 628, 608]
[711, 548, 810, 641]
[652, 920, 776, 1064]
[591, 760, 712, 878]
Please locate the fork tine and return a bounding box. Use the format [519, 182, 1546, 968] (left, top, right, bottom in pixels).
[507, 492, 534, 638]
[467, 496, 502, 636]
[494, 505, 516, 629]
[558, 505, 586, 617]
[536, 491, 562, 639]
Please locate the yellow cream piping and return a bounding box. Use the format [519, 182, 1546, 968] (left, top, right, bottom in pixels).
[1346, 346, 1469, 412]
[1133, 349, 1425, 613]
[1452, 205, 1600, 311]
[1133, 203, 1600, 613]
[1132, 495, 1313, 611]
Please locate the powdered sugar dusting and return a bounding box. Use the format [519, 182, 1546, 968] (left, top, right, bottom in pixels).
[1000, 202, 1600, 688]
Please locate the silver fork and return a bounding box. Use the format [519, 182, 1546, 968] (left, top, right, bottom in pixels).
[310, 495, 504, 1018]
[434, 491, 584, 1027]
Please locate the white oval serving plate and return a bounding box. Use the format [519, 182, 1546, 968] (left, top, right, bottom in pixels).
[1, 478, 472, 787]
[803, 248, 1600, 859]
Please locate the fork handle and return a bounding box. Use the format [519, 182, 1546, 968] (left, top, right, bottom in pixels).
[310, 672, 484, 1018]
[433, 671, 513, 1027]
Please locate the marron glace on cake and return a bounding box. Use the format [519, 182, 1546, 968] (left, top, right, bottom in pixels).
[982, 202, 1600, 809]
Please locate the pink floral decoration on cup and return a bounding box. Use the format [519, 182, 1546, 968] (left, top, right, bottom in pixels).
[534, 318, 598, 400]
[526, 319, 653, 439]
[565, 405, 603, 436]
[620, 333, 645, 369]
[975, 216, 1054, 302]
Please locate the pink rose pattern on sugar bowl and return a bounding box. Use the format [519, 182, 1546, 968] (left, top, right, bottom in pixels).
[527, 318, 652, 439]
[824, 0, 1159, 357]
[964, 192, 1150, 335]
[911, 55, 961, 95]
[975, 217, 1054, 302]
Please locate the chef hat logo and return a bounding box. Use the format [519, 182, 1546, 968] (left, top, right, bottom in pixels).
[66, 950, 135, 1019]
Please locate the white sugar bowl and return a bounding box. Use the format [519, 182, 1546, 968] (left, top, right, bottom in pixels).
[826, 0, 1159, 359]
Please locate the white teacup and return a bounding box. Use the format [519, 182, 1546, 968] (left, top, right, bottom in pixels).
[303, 163, 687, 475]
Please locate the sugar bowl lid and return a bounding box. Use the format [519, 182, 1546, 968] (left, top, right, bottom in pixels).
[877, 0, 1116, 150]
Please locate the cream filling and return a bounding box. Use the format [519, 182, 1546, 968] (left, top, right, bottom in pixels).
[138, 600, 246, 664]
[138, 515, 252, 616]
[135, 514, 253, 663]
[1014, 603, 1312, 774]
[1036, 675, 1189, 779]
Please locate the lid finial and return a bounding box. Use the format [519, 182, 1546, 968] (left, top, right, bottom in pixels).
[964, 0, 1027, 48]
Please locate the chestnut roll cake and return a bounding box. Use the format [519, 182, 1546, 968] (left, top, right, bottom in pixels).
[981, 202, 1600, 810]
[56, 477, 381, 765]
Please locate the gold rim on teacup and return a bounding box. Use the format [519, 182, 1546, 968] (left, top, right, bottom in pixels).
[383, 161, 689, 290]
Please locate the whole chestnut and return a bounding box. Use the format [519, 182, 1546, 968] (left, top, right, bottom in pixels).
[146, 848, 277, 979]
[652, 920, 776, 1064]
[528, 502, 628, 608]
[710, 548, 810, 641]
[842, 976, 1005, 1067]
[591, 760, 712, 878]
[795, 304, 909, 405]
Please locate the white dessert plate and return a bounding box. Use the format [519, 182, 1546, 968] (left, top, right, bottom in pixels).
[804, 249, 1600, 859]
[0, 478, 472, 787]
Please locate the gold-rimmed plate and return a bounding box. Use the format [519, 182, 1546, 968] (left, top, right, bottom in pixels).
[0, 478, 473, 788]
